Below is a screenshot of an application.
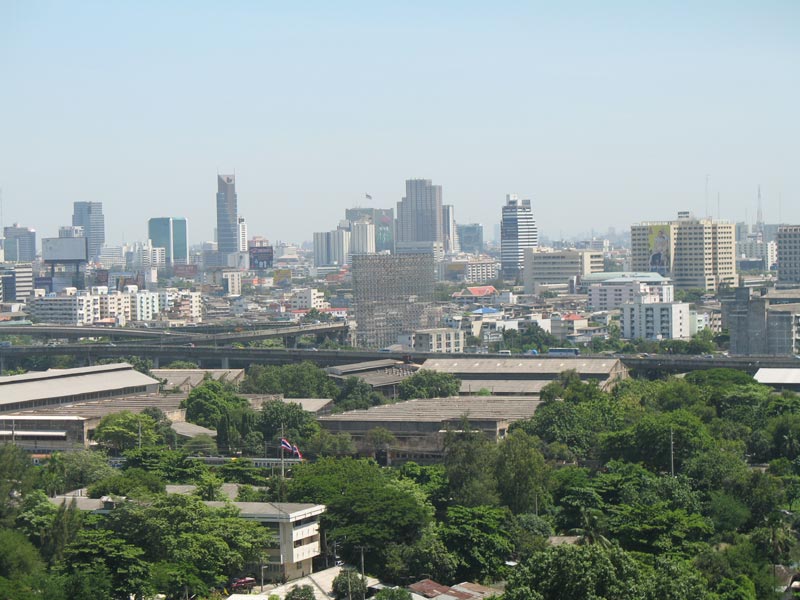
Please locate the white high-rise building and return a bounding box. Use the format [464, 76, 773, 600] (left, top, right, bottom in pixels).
[238, 217, 248, 252]
[442, 204, 460, 254]
[313, 229, 351, 267]
[350, 221, 376, 256]
[501, 194, 538, 279]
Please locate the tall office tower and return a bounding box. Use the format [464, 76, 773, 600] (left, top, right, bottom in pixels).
[3, 224, 37, 263]
[216, 174, 238, 254]
[351, 253, 435, 348]
[72, 201, 105, 260]
[313, 229, 351, 267]
[631, 211, 736, 291]
[442, 204, 460, 254]
[500, 194, 538, 279]
[457, 223, 484, 255]
[345, 207, 394, 252]
[777, 226, 800, 288]
[237, 217, 248, 252]
[350, 221, 376, 255]
[148, 217, 189, 265]
[396, 179, 443, 250]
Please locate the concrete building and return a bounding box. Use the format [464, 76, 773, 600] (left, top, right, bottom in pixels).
[777, 226, 800, 288]
[631, 212, 736, 291]
[3, 224, 36, 263]
[620, 296, 691, 340]
[457, 223, 484, 254]
[72, 202, 105, 260]
[344, 207, 394, 253]
[396, 179, 443, 254]
[216, 174, 239, 254]
[589, 276, 674, 311]
[351, 253, 436, 348]
[237, 216, 248, 252]
[737, 238, 777, 272]
[319, 396, 541, 463]
[148, 217, 189, 265]
[0, 263, 33, 302]
[523, 249, 603, 292]
[442, 204, 460, 254]
[28, 292, 100, 325]
[289, 288, 328, 311]
[725, 287, 800, 355]
[313, 229, 351, 267]
[132, 290, 160, 321]
[349, 221, 376, 256]
[0, 363, 161, 414]
[403, 328, 465, 353]
[501, 194, 538, 279]
[97, 290, 132, 325]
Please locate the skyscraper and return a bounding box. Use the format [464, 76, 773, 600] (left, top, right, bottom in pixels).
[216, 174, 238, 254]
[2, 224, 36, 263]
[352, 253, 436, 348]
[500, 194, 538, 279]
[396, 179, 443, 253]
[442, 204, 459, 254]
[237, 216, 248, 252]
[72, 202, 105, 260]
[457, 223, 484, 254]
[148, 217, 189, 265]
[345, 207, 395, 253]
[777, 225, 800, 288]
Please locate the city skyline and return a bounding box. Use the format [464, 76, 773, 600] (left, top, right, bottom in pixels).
[1, 2, 798, 245]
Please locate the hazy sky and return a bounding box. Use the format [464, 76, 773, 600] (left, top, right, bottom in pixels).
[1, 1, 798, 246]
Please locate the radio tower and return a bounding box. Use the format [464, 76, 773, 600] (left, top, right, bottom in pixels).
[756, 185, 764, 239]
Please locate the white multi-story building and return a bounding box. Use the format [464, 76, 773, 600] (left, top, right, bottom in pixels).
[589, 279, 675, 311]
[501, 194, 538, 279]
[621, 296, 691, 340]
[28, 293, 100, 325]
[737, 239, 777, 271]
[313, 229, 351, 267]
[349, 221, 376, 256]
[132, 291, 160, 321]
[405, 327, 465, 353]
[237, 217, 248, 253]
[97, 290, 132, 325]
[128, 240, 166, 270]
[464, 259, 501, 284]
[289, 288, 329, 311]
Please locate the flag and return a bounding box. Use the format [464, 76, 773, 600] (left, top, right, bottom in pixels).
[280, 438, 292, 452]
[292, 444, 303, 460]
[365, 193, 372, 200]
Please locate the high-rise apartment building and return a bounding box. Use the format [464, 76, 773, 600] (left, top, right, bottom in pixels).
[523, 248, 603, 292]
[237, 217, 248, 252]
[58, 226, 84, 238]
[500, 194, 538, 279]
[349, 221, 376, 256]
[396, 179, 443, 255]
[777, 225, 800, 288]
[3, 224, 36, 263]
[313, 229, 351, 267]
[442, 204, 460, 254]
[72, 202, 105, 260]
[345, 207, 394, 253]
[148, 217, 189, 265]
[216, 174, 238, 254]
[351, 253, 436, 348]
[631, 212, 736, 291]
[457, 223, 484, 254]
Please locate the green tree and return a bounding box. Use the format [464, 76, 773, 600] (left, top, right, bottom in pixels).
[93, 411, 159, 452]
[444, 419, 499, 507]
[332, 568, 367, 600]
[398, 370, 460, 400]
[375, 588, 413, 600]
[59, 450, 116, 492]
[285, 584, 317, 600]
[242, 362, 338, 398]
[304, 429, 357, 459]
[87, 467, 165, 499]
[504, 544, 650, 600]
[259, 399, 320, 448]
[182, 433, 217, 456]
[495, 430, 549, 514]
[0, 528, 44, 581]
[383, 525, 458, 584]
[335, 377, 386, 412]
[440, 505, 513, 582]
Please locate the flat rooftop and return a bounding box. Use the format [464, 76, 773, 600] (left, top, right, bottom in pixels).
[755, 368, 800, 386]
[421, 357, 624, 377]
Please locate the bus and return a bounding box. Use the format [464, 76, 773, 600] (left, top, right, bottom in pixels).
[547, 347, 580, 357]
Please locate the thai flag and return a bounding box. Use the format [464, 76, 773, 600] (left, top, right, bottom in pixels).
[292, 444, 303, 460]
[280, 438, 292, 452]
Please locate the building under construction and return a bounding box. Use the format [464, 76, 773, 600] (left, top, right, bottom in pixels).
[351, 253, 436, 349]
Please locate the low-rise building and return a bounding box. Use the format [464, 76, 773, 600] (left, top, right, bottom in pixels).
[404, 328, 465, 353]
[620, 297, 691, 340]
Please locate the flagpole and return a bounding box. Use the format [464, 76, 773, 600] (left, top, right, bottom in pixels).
[281, 423, 285, 479]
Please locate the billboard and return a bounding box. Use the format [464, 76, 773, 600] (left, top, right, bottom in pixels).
[647, 225, 671, 276]
[173, 264, 198, 279]
[42, 237, 88, 262]
[249, 246, 274, 270]
[273, 268, 292, 286]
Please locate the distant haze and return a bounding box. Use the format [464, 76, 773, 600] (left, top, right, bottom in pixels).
[1, 2, 798, 245]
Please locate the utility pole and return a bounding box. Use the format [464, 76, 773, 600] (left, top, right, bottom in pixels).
[670, 427, 675, 477]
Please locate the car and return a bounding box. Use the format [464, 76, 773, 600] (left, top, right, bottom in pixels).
[230, 577, 256, 591]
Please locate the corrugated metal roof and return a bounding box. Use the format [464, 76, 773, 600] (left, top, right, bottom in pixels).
[755, 368, 800, 385]
[0, 365, 159, 406]
[422, 357, 620, 376]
